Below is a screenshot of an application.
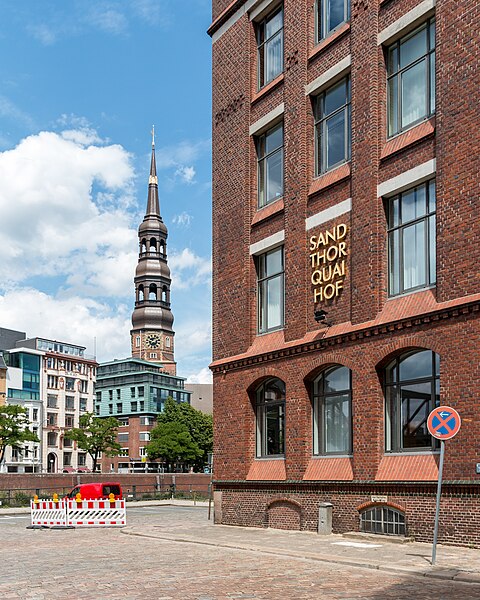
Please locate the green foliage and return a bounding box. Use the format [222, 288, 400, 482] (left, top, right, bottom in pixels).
[146, 421, 202, 469]
[155, 398, 213, 470]
[64, 412, 121, 471]
[0, 404, 39, 465]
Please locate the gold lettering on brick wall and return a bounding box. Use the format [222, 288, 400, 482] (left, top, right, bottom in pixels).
[309, 223, 348, 303]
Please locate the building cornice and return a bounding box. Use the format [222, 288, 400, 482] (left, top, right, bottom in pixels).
[210, 298, 480, 374]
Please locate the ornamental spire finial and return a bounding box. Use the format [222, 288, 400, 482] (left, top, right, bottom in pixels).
[151, 125, 155, 148]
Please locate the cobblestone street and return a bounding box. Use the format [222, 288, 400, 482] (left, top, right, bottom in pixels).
[1, 506, 480, 599]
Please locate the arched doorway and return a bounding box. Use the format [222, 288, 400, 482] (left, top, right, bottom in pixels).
[47, 452, 57, 473]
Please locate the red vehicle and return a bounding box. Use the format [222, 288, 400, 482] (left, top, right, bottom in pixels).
[65, 482, 122, 500]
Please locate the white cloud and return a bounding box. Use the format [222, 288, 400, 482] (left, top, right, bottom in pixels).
[186, 367, 212, 384]
[27, 23, 56, 45]
[0, 289, 131, 362]
[155, 139, 210, 169]
[88, 7, 128, 35]
[175, 165, 196, 184]
[169, 248, 212, 290]
[0, 130, 136, 296]
[172, 212, 193, 228]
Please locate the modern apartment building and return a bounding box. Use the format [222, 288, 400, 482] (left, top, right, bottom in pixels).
[95, 358, 191, 472]
[0, 328, 97, 473]
[209, 0, 479, 544]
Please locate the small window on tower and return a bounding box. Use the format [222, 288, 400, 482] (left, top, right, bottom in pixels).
[149, 353, 157, 359]
[165, 337, 171, 348]
[135, 336, 141, 348]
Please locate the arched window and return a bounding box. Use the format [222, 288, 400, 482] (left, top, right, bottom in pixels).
[149, 237, 157, 252]
[312, 365, 352, 455]
[149, 284, 157, 301]
[255, 378, 285, 457]
[138, 285, 144, 301]
[159, 240, 166, 256]
[135, 336, 141, 348]
[384, 349, 440, 452]
[360, 506, 406, 536]
[162, 285, 168, 302]
[141, 239, 147, 253]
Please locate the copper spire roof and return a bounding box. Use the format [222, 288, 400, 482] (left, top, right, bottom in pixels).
[146, 125, 160, 217]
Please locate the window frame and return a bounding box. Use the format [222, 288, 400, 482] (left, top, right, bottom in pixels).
[384, 349, 440, 453]
[361, 506, 406, 536]
[256, 121, 284, 208]
[256, 5, 284, 90]
[255, 378, 286, 458]
[386, 18, 436, 137]
[312, 365, 352, 456]
[256, 246, 285, 334]
[316, 0, 350, 43]
[314, 76, 351, 176]
[385, 179, 436, 297]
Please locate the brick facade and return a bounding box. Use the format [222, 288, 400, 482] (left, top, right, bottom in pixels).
[210, 0, 480, 545]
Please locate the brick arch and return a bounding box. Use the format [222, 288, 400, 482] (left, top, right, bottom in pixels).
[356, 500, 406, 514]
[373, 335, 442, 371]
[303, 351, 358, 384]
[265, 498, 302, 530]
[246, 372, 286, 395]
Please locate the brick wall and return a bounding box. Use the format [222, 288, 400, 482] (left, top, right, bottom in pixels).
[210, 0, 480, 544]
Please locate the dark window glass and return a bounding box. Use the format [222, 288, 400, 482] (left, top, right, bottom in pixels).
[314, 77, 351, 175]
[386, 180, 436, 296]
[257, 246, 284, 334]
[387, 19, 435, 136]
[257, 6, 284, 89]
[256, 378, 286, 457]
[257, 122, 284, 207]
[385, 349, 440, 452]
[317, 0, 350, 41]
[361, 506, 406, 536]
[313, 366, 352, 455]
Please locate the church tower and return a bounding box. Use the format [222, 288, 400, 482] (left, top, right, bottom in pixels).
[130, 130, 176, 374]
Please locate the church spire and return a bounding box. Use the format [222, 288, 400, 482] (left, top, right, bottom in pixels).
[146, 125, 160, 217]
[130, 129, 176, 375]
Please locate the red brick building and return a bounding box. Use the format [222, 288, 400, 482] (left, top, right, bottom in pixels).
[209, 0, 480, 544]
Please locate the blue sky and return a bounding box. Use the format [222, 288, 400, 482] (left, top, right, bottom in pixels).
[0, 0, 213, 382]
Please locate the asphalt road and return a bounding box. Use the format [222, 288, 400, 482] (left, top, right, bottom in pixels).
[1, 506, 479, 599]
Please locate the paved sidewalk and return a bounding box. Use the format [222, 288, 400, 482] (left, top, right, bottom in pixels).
[120, 503, 480, 586]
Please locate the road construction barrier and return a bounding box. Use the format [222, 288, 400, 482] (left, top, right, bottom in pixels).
[66, 499, 126, 527]
[31, 498, 67, 526]
[30, 497, 126, 528]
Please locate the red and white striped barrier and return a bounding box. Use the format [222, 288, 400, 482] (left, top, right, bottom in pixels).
[31, 499, 67, 527]
[66, 499, 126, 527]
[30, 498, 126, 528]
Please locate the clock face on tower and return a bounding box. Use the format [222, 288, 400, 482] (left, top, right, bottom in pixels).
[145, 333, 161, 349]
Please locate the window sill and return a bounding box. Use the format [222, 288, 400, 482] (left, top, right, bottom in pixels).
[375, 453, 439, 481]
[246, 458, 286, 480]
[308, 22, 350, 61]
[381, 117, 435, 160]
[308, 162, 351, 198]
[252, 73, 284, 104]
[303, 456, 353, 480]
[251, 197, 284, 226]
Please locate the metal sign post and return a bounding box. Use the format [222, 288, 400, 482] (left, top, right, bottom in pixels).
[427, 406, 461, 566]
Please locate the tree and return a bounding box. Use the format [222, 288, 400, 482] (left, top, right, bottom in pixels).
[156, 398, 213, 470]
[146, 421, 202, 471]
[64, 412, 121, 472]
[0, 405, 39, 466]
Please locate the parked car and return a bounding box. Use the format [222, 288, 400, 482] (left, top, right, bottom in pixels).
[65, 482, 122, 500]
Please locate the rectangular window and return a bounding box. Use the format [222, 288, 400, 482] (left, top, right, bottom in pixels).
[131, 401, 138, 412]
[65, 415, 74, 428]
[140, 416, 154, 426]
[96, 392, 102, 403]
[47, 432, 57, 447]
[257, 122, 284, 208]
[63, 453, 72, 467]
[256, 379, 285, 457]
[130, 387, 136, 398]
[79, 398, 87, 413]
[116, 403, 123, 414]
[47, 412, 57, 426]
[108, 390, 113, 401]
[118, 417, 129, 427]
[316, 0, 350, 41]
[63, 437, 73, 448]
[257, 5, 284, 89]
[108, 404, 113, 414]
[65, 396, 75, 411]
[118, 433, 129, 443]
[314, 76, 351, 175]
[138, 387, 144, 397]
[139, 432, 151, 442]
[65, 377, 75, 391]
[118, 448, 129, 457]
[47, 394, 57, 408]
[257, 246, 284, 334]
[47, 375, 58, 389]
[139, 447, 147, 457]
[116, 389, 121, 400]
[387, 18, 435, 137]
[78, 453, 86, 466]
[32, 408, 39, 422]
[386, 180, 436, 296]
[79, 380, 88, 393]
